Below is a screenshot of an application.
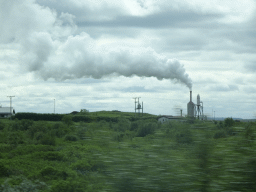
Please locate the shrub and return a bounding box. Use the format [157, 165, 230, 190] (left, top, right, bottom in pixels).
[224, 117, 235, 127]
[0, 162, 9, 177]
[40, 166, 68, 180]
[7, 131, 25, 145]
[33, 151, 63, 161]
[62, 115, 73, 127]
[112, 132, 125, 142]
[40, 166, 58, 176]
[175, 128, 193, 144]
[50, 180, 84, 192]
[0, 121, 5, 131]
[19, 119, 34, 131]
[213, 131, 227, 139]
[71, 160, 92, 175]
[8, 145, 54, 157]
[38, 134, 56, 146]
[0, 177, 48, 192]
[136, 122, 157, 137]
[64, 135, 79, 142]
[15, 112, 65, 121]
[130, 121, 141, 131]
[26, 121, 50, 139]
[52, 123, 70, 138]
[115, 118, 131, 132]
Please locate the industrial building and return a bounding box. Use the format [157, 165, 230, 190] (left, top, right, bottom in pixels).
[0, 107, 15, 118]
[158, 115, 183, 123]
[187, 91, 205, 120]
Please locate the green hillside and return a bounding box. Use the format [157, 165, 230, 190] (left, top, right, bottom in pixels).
[0, 113, 256, 191]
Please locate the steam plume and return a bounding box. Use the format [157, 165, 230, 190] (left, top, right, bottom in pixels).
[36, 34, 192, 90]
[1, 0, 192, 90]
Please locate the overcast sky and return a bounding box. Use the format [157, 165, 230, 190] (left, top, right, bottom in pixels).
[1, 0, 256, 119]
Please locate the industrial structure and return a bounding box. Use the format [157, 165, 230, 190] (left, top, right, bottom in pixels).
[158, 115, 184, 123]
[0, 107, 15, 118]
[133, 97, 143, 117]
[187, 91, 205, 120]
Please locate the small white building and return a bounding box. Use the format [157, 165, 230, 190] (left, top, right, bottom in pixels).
[158, 115, 183, 123]
[0, 107, 15, 118]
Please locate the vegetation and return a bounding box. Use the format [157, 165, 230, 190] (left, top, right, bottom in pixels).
[0, 111, 255, 191]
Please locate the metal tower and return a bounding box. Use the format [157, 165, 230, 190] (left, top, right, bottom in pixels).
[133, 97, 143, 117]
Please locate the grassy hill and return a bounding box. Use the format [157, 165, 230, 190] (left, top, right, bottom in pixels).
[0, 112, 256, 191]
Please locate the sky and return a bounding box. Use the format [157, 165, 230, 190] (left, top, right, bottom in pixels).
[0, 0, 256, 119]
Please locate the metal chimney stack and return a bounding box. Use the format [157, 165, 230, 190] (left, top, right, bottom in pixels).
[187, 90, 195, 118]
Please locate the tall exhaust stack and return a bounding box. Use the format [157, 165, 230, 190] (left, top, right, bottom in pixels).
[187, 90, 195, 118]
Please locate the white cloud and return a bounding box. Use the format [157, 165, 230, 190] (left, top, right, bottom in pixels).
[1, 0, 256, 119]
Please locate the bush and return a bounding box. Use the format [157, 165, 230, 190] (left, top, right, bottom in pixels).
[213, 131, 227, 139]
[0, 162, 9, 177]
[40, 166, 68, 180]
[62, 115, 73, 127]
[15, 112, 65, 121]
[50, 180, 84, 192]
[7, 131, 25, 145]
[71, 160, 92, 175]
[64, 135, 79, 142]
[112, 132, 125, 142]
[130, 121, 142, 131]
[115, 118, 131, 132]
[26, 121, 50, 139]
[0, 121, 5, 131]
[224, 117, 235, 127]
[0, 177, 48, 192]
[136, 122, 157, 137]
[40, 166, 58, 176]
[38, 134, 56, 146]
[72, 115, 94, 123]
[33, 151, 63, 161]
[175, 128, 193, 144]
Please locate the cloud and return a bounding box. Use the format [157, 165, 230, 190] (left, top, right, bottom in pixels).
[244, 62, 256, 72]
[39, 34, 192, 89]
[207, 84, 239, 92]
[0, 0, 56, 43]
[1, 0, 193, 90]
[77, 10, 222, 29]
[2, 0, 256, 118]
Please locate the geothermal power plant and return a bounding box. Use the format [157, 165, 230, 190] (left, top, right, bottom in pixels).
[187, 91, 204, 119]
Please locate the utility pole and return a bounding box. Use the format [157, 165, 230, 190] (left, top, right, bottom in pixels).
[137, 97, 141, 114]
[133, 97, 137, 116]
[54, 99, 55, 114]
[7, 96, 15, 119]
[133, 97, 144, 117]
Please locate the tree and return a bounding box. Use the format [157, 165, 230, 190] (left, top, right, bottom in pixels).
[62, 115, 73, 127]
[80, 109, 89, 113]
[224, 117, 235, 127]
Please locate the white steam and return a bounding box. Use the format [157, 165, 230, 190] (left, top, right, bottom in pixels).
[0, 0, 192, 90]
